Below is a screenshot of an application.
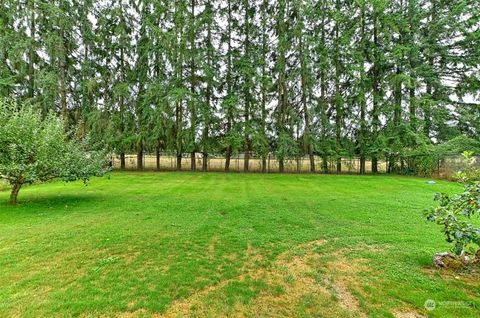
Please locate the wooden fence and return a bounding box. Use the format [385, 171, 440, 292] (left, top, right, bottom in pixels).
[112, 153, 388, 174]
[111, 153, 479, 179]
[437, 154, 480, 180]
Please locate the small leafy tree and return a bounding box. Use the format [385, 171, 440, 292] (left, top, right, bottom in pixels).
[0, 99, 108, 204]
[426, 151, 480, 257]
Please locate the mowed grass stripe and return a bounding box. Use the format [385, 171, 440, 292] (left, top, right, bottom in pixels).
[0, 172, 478, 317]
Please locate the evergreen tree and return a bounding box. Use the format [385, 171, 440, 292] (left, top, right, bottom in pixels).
[0, 0, 478, 173]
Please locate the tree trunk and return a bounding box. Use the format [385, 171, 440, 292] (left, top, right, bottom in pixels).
[224, 0, 233, 173]
[276, 0, 287, 175]
[394, 66, 402, 127]
[120, 151, 126, 170]
[408, 0, 417, 131]
[298, 19, 314, 173]
[260, 0, 268, 175]
[409, 82, 416, 131]
[225, 147, 231, 171]
[322, 155, 328, 173]
[137, 140, 143, 170]
[360, 155, 366, 174]
[202, 126, 209, 171]
[176, 101, 183, 170]
[319, 5, 328, 176]
[371, 10, 380, 174]
[9, 182, 23, 205]
[28, 0, 35, 99]
[118, 4, 127, 171]
[388, 156, 394, 173]
[334, 0, 342, 175]
[424, 83, 432, 138]
[202, 152, 208, 172]
[156, 146, 161, 170]
[372, 157, 378, 173]
[243, 0, 251, 173]
[308, 154, 314, 173]
[424, 0, 436, 139]
[176, 152, 182, 170]
[189, 0, 197, 172]
[203, 0, 212, 174]
[59, 16, 69, 129]
[190, 151, 196, 171]
[244, 151, 249, 172]
[359, 4, 367, 176]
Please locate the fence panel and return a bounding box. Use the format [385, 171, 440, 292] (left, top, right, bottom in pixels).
[112, 153, 395, 175]
[112, 153, 480, 179]
[437, 155, 480, 180]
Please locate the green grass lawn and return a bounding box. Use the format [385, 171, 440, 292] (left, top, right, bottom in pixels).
[0, 172, 478, 317]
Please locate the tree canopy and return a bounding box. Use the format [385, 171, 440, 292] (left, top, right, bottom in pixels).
[0, 98, 107, 204]
[0, 0, 479, 173]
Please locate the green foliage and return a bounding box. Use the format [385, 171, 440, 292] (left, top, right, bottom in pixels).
[0, 0, 479, 172]
[276, 132, 299, 161]
[426, 152, 480, 256]
[404, 136, 480, 177]
[434, 135, 480, 156]
[0, 98, 108, 204]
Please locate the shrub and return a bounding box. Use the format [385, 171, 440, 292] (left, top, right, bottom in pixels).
[0, 98, 108, 204]
[425, 152, 480, 257]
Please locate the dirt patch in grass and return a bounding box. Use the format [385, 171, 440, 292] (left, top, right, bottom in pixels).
[118, 251, 141, 265]
[160, 239, 373, 317]
[116, 309, 150, 318]
[85, 309, 159, 318]
[321, 249, 373, 318]
[392, 309, 426, 318]
[207, 234, 219, 259]
[422, 266, 480, 287]
[332, 282, 365, 316]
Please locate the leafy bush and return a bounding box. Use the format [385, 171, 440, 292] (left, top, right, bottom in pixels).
[434, 135, 480, 155]
[0, 98, 108, 204]
[425, 152, 480, 256]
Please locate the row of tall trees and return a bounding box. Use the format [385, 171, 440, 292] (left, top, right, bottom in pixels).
[1, 0, 479, 172]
